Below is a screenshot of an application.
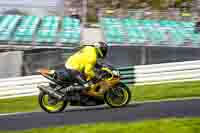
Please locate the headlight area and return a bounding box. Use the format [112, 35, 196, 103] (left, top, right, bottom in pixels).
[112, 70, 120, 76]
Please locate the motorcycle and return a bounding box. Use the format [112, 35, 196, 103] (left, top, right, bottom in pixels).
[36, 62, 131, 113]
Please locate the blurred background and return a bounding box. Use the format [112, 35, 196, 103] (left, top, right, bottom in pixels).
[0, 0, 200, 78]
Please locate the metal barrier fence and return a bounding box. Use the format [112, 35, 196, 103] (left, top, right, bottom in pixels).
[1, 60, 200, 99]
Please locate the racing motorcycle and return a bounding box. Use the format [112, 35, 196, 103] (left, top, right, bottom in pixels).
[37, 62, 131, 113]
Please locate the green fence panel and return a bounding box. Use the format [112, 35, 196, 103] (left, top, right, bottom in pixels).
[120, 79, 135, 84]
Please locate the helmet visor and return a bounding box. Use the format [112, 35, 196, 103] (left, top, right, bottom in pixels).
[99, 47, 107, 58]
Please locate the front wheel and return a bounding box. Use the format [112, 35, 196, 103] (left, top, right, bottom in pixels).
[38, 91, 67, 113]
[104, 83, 131, 108]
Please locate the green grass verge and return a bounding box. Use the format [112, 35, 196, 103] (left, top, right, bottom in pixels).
[1, 117, 200, 133]
[1, 80, 200, 113]
[0, 96, 40, 113]
[132, 80, 200, 101]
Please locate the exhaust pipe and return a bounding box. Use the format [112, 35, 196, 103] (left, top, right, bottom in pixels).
[37, 85, 63, 100]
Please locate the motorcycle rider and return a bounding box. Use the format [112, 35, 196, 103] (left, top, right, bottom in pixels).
[63, 41, 108, 92]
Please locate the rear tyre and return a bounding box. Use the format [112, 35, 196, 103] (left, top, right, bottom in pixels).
[38, 91, 67, 113]
[104, 83, 131, 108]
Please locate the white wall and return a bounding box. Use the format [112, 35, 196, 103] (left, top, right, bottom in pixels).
[82, 28, 104, 43]
[0, 51, 23, 78]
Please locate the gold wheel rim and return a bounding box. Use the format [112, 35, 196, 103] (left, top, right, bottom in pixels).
[42, 94, 64, 111]
[106, 88, 129, 107]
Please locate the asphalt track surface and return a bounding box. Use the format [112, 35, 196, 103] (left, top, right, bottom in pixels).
[1, 99, 200, 131]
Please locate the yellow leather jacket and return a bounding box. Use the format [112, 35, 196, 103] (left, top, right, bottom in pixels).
[65, 46, 97, 80]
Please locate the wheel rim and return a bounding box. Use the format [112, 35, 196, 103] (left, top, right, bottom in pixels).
[42, 94, 65, 111]
[106, 86, 129, 107]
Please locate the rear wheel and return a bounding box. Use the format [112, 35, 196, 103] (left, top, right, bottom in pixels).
[38, 91, 67, 113]
[104, 83, 131, 108]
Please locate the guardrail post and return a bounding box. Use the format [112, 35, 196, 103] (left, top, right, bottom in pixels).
[141, 47, 146, 65]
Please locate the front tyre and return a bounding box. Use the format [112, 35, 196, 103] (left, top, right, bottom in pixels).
[38, 91, 67, 113]
[104, 83, 131, 108]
